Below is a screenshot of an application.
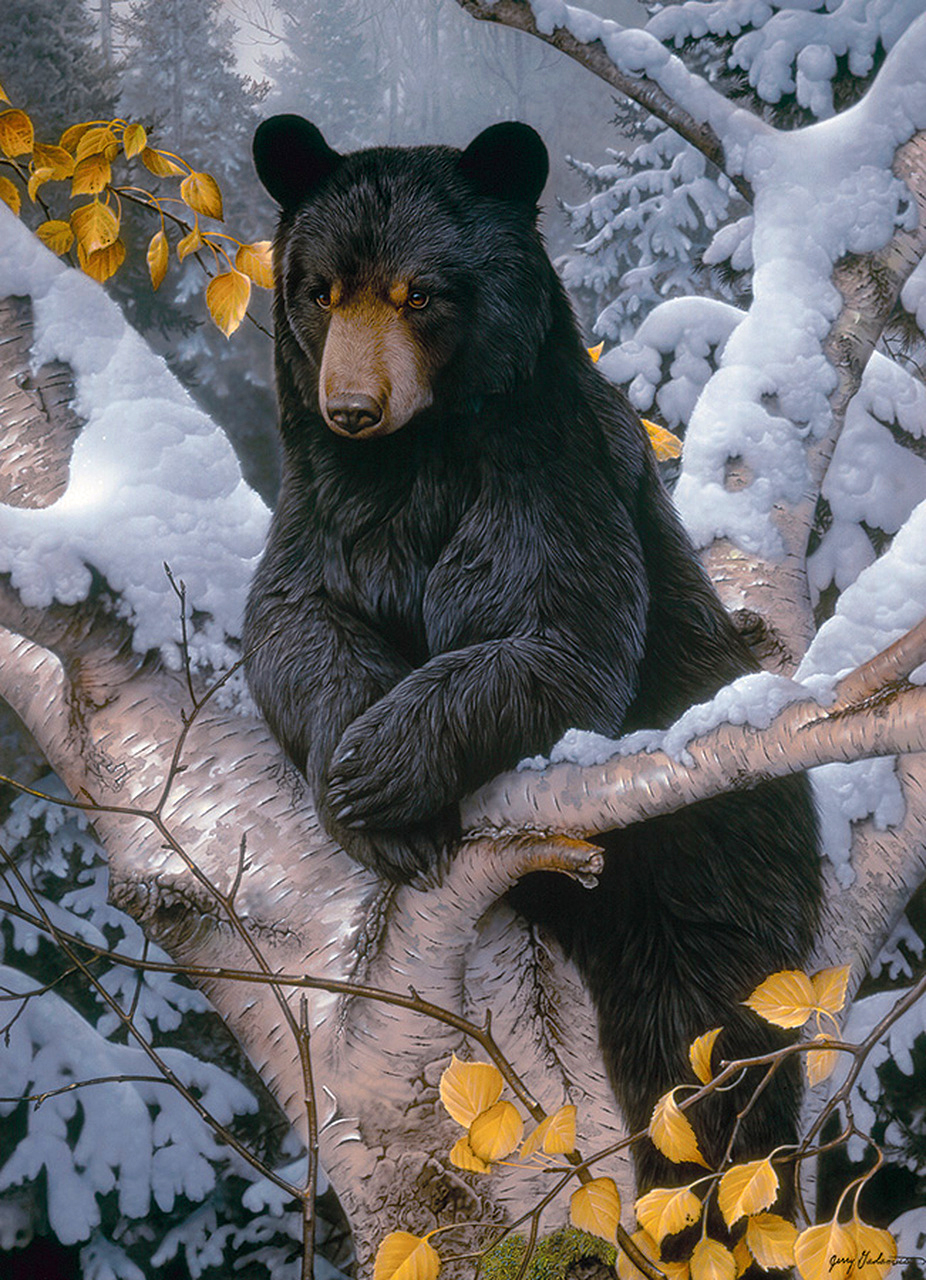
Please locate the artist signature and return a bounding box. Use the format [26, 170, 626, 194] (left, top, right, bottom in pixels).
[829, 1253, 925, 1273]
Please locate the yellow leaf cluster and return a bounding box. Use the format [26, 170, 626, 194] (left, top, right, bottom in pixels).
[0, 89, 266, 334]
[570, 1177, 622, 1243]
[648, 1089, 709, 1168]
[374, 1232, 441, 1280]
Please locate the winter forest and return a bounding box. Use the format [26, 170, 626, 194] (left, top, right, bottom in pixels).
[0, 0, 926, 1278]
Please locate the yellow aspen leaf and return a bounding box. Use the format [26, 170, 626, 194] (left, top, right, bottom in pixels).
[448, 1133, 491, 1174]
[690, 1238, 736, 1280]
[147, 229, 169, 290]
[373, 1231, 441, 1280]
[717, 1158, 779, 1228]
[743, 970, 817, 1029]
[141, 146, 185, 177]
[439, 1056, 504, 1126]
[643, 418, 683, 460]
[59, 122, 92, 152]
[469, 1100, 523, 1162]
[71, 201, 119, 254]
[0, 81, 9, 105]
[180, 170, 223, 220]
[587, 341, 604, 362]
[78, 238, 126, 283]
[236, 239, 274, 288]
[206, 269, 251, 337]
[177, 224, 204, 263]
[806, 1034, 839, 1087]
[570, 1177, 621, 1244]
[635, 1185, 702, 1247]
[75, 126, 118, 161]
[123, 122, 148, 158]
[689, 1027, 722, 1085]
[36, 220, 75, 255]
[848, 1216, 896, 1270]
[616, 1229, 660, 1280]
[648, 1089, 710, 1168]
[71, 153, 112, 197]
[794, 1220, 854, 1280]
[520, 1104, 576, 1157]
[27, 167, 54, 202]
[745, 1213, 798, 1271]
[33, 143, 75, 179]
[0, 174, 21, 214]
[811, 965, 851, 1015]
[732, 1239, 752, 1279]
[0, 109, 34, 158]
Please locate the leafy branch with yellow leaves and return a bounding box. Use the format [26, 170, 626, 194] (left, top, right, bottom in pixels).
[370, 960, 919, 1280]
[0, 80, 271, 335]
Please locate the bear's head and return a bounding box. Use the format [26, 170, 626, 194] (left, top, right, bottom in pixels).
[253, 116, 554, 441]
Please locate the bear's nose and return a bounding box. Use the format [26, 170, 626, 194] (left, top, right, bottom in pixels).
[326, 394, 383, 435]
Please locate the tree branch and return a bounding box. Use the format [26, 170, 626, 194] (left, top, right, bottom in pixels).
[453, 0, 756, 200]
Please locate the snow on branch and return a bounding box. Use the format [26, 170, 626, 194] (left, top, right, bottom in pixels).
[454, 0, 761, 198]
[463, 621, 926, 847]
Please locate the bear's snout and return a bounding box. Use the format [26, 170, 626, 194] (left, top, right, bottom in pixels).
[326, 393, 384, 436]
[318, 291, 433, 439]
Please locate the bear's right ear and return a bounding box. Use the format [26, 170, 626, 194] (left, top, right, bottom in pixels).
[459, 122, 549, 209]
[253, 115, 341, 210]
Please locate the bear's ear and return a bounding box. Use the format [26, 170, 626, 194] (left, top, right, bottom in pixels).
[459, 122, 549, 208]
[253, 115, 341, 210]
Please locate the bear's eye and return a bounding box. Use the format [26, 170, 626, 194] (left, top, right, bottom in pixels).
[311, 288, 332, 310]
[407, 289, 429, 310]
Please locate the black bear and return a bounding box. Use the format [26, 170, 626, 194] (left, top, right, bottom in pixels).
[245, 115, 821, 1214]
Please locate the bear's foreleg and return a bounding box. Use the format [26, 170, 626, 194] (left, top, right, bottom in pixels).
[245, 588, 458, 877]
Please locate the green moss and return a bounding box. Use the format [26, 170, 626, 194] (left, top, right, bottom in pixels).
[479, 1227, 616, 1280]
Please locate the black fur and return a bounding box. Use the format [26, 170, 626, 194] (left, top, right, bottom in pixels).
[245, 119, 822, 1209]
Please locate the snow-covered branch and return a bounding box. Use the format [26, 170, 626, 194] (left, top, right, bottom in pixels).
[453, 0, 759, 199]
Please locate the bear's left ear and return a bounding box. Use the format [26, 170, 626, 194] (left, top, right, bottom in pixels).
[253, 114, 342, 210]
[459, 122, 549, 208]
